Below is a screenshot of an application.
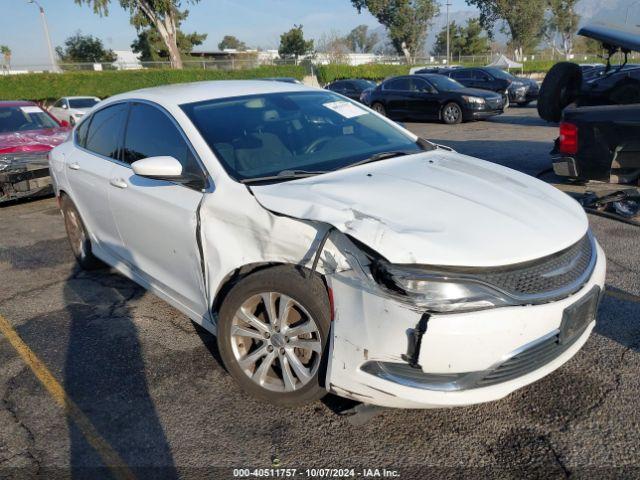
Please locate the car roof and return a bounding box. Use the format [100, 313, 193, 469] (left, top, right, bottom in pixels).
[62, 96, 100, 99]
[104, 80, 315, 107]
[579, 22, 640, 52]
[0, 100, 38, 108]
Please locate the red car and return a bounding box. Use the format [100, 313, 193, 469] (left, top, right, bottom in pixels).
[0, 101, 71, 202]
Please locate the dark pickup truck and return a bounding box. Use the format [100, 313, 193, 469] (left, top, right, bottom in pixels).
[552, 103, 640, 184]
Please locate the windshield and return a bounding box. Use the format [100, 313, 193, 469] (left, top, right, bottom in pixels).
[353, 79, 377, 89]
[68, 98, 99, 109]
[181, 91, 426, 182]
[485, 68, 515, 80]
[0, 106, 59, 133]
[426, 75, 465, 91]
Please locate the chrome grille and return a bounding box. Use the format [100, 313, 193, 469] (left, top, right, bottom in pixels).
[473, 234, 594, 300]
[475, 331, 566, 387]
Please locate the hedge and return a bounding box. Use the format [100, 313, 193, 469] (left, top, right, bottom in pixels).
[0, 65, 307, 102]
[316, 64, 411, 84]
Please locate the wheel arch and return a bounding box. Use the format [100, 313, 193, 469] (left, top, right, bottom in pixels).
[210, 261, 330, 321]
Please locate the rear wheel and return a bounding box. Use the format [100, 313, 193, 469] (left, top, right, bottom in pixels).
[217, 266, 331, 406]
[442, 102, 463, 124]
[60, 195, 103, 270]
[537, 62, 582, 122]
[372, 102, 386, 116]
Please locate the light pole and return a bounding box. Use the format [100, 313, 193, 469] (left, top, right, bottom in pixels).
[445, 1, 452, 65]
[625, 0, 640, 24]
[28, 0, 58, 72]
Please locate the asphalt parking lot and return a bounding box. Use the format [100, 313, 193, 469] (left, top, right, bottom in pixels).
[1, 106, 639, 478]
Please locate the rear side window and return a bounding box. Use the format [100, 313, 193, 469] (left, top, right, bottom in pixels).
[85, 103, 128, 159]
[451, 70, 471, 80]
[122, 102, 204, 180]
[384, 78, 411, 91]
[75, 117, 91, 147]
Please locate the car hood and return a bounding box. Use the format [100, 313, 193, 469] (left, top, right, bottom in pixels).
[0, 127, 70, 154]
[579, 22, 640, 53]
[250, 150, 588, 267]
[455, 87, 502, 99]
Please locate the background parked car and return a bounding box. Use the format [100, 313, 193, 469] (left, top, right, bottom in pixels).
[365, 74, 504, 124]
[325, 79, 377, 101]
[538, 22, 640, 122]
[49, 96, 100, 126]
[0, 101, 71, 202]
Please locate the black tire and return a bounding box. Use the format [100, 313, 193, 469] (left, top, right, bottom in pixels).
[60, 194, 104, 270]
[537, 62, 582, 122]
[372, 102, 386, 116]
[441, 102, 463, 124]
[217, 265, 331, 406]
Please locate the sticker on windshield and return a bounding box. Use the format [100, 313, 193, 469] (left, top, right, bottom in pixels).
[20, 106, 43, 115]
[323, 101, 367, 119]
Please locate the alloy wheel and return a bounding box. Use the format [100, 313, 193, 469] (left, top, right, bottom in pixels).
[230, 292, 322, 393]
[63, 206, 86, 259]
[443, 104, 461, 124]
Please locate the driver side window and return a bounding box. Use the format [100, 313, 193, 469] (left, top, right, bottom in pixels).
[122, 102, 206, 188]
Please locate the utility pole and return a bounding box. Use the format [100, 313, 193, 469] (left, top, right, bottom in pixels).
[625, 0, 640, 23]
[28, 0, 58, 72]
[446, 1, 452, 65]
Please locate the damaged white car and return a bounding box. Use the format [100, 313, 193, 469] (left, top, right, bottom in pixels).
[49, 81, 606, 408]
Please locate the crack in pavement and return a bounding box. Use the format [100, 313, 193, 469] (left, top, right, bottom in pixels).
[1, 368, 41, 475]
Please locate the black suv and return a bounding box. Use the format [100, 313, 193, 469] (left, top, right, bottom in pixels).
[416, 66, 536, 106]
[538, 22, 640, 122]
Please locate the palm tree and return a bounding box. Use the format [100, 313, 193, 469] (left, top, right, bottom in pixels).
[0, 46, 11, 71]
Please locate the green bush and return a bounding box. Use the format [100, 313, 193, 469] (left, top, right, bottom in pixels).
[0, 65, 307, 102]
[316, 64, 411, 84]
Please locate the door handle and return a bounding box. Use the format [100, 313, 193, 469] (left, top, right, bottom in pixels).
[109, 178, 128, 189]
[68, 162, 80, 170]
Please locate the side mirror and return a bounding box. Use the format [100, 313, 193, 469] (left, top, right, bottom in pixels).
[132, 156, 183, 179]
[62, 104, 68, 109]
[59, 120, 70, 128]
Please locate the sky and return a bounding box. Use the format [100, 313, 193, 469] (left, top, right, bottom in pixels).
[0, 0, 475, 67]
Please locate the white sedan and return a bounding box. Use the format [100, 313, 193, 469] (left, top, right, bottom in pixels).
[49, 96, 100, 126]
[49, 81, 606, 408]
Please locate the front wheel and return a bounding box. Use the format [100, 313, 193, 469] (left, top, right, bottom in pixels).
[217, 266, 331, 406]
[372, 102, 386, 116]
[442, 102, 463, 124]
[60, 195, 103, 270]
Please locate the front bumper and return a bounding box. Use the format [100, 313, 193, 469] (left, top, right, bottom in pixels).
[0, 152, 52, 202]
[469, 109, 503, 119]
[326, 242, 606, 408]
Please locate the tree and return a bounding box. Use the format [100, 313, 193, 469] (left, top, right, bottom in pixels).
[55, 32, 116, 63]
[0, 46, 10, 70]
[431, 21, 464, 57]
[218, 35, 247, 51]
[542, 0, 579, 58]
[465, 0, 547, 61]
[346, 25, 379, 53]
[130, 8, 206, 62]
[316, 31, 351, 63]
[132, 24, 206, 61]
[351, 0, 439, 63]
[278, 25, 314, 59]
[74, 0, 200, 69]
[432, 18, 489, 58]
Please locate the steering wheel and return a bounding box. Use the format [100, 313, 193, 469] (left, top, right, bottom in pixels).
[304, 136, 332, 154]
